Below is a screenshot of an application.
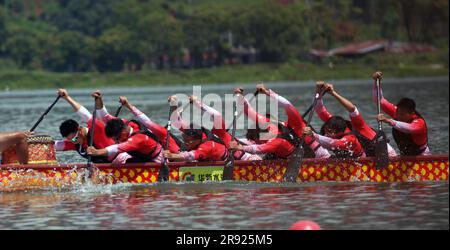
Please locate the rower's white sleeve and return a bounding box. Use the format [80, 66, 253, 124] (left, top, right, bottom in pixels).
[195, 101, 224, 130]
[130, 105, 152, 124]
[106, 144, 120, 158]
[96, 106, 109, 123]
[349, 107, 360, 118]
[54, 140, 66, 151]
[242, 144, 262, 154]
[268, 89, 291, 107]
[391, 120, 424, 134]
[314, 146, 331, 159]
[314, 134, 335, 149]
[76, 106, 92, 124]
[179, 151, 196, 162]
[387, 143, 398, 157]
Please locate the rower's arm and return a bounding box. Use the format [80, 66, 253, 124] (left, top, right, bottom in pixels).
[54, 140, 77, 151]
[96, 106, 117, 123]
[330, 90, 356, 113]
[372, 82, 397, 118]
[315, 97, 333, 123]
[266, 89, 306, 132]
[168, 151, 195, 162]
[386, 119, 426, 134]
[349, 107, 376, 139]
[242, 140, 279, 154]
[87, 147, 108, 157]
[193, 100, 225, 131]
[313, 133, 352, 151]
[129, 105, 166, 139]
[59, 91, 92, 123]
[237, 94, 269, 126]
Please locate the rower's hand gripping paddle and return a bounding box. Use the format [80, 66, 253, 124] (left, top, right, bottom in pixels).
[283, 90, 322, 182]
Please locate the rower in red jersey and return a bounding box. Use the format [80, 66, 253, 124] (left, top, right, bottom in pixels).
[372, 72, 430, 156]
[87, 118, 164, 165]
[54, 89, 115, 163]
[230, 84, 330, 159]
[303, 82, 366, 159]
[313, 82, 397, 157]
[189, 95, 261, 161]
[92, 91, 183, 154]
[163, 95, 229, 162]
[0, 131, 33, 164]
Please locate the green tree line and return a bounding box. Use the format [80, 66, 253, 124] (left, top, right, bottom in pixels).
[0, 0, 448, 73]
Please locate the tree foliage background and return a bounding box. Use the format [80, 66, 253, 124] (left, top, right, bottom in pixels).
[0, 0, 448, 72]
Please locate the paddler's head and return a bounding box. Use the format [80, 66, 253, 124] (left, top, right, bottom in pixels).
[322, 116, 351, 139]
[105, 118, 129, 143]
[183, 125, 204, 150]
[396, 98, 417, 122]
[60, 119, 86, 145]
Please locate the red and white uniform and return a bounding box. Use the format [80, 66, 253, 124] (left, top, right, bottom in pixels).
[105, 127, 163, 165]
[314, 97, 366, 158]
[171, 107, 229, 162]
[55, 106, 115, 152]
[179, 140, 228, 162]
[242, 137, 295, 158]
[315, 97, 397, 157]
[193, 100, 262, 161]
[373, 84, 430, 155]
[238, 91, 330, 158]
[97, 106, 181, 153]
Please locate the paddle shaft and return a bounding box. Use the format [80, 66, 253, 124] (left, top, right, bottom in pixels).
[223, 97, 238, 180]
[114, 104, 123, 117]
[86, 98, 98, 178]
[30, 95, 61, 132]
[376, 78, 383, 131]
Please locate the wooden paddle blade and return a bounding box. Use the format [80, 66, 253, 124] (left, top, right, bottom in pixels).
[283, 146, 304, 183]
[374, 130, 390, 170]
[222, 155, 235, 181]
[158, 163, 170, 182]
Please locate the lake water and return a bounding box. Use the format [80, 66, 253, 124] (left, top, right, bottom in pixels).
[0, 77, 448, 229]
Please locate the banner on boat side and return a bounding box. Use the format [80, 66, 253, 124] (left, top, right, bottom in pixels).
[179, 166, 224, 182]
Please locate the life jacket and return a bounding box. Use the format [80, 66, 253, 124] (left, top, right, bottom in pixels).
[163, 123, 187, 152]
[263, 123, 317, 160]
[169, 132, 187, 152]
[200, 127, 229, 161]
[75, 132, 110, 163]
[352, 129, 377, 157]
[123, 120, 163, 162]
[392, 113, 428, 156]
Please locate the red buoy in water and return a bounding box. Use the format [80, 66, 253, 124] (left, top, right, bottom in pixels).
[289, 220, 321, 230]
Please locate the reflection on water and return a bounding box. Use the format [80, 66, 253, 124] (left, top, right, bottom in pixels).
[0, 182, 448, 230]
[0, 78, 448, 230]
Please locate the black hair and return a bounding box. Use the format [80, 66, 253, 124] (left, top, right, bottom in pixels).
[105, 118, 126, 138]
[397, 98, 416, 113]
[246, 129, 260, 141]
[60, 119, 79, 137]
[320, 116, 352, 135]
[183, 124, 204, 140]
